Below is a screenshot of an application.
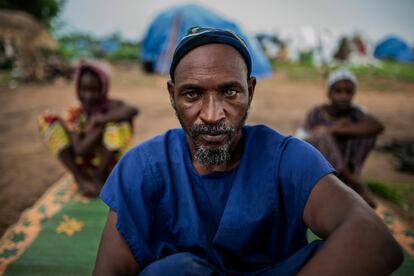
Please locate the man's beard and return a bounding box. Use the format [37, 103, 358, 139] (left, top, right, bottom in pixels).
[190, 122, 235, 167]
[174, 109, 248, 168]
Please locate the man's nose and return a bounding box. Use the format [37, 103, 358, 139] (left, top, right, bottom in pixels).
[199, 93, 225, 124]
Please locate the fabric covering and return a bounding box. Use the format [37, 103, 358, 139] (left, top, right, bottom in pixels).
[373, 36, 414, 64]
[141, 4, 272, 77]
[100, 125, 335, 274]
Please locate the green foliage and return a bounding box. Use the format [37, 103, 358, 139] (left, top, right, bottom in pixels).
[328, 61, 414, 83]
[272, 61, 322, 81]
[365, 179, 411, 209]
[272, 60, 414, 85]
[298, 51, 314, 66]
[55, 33, 98, 59]
[0, 70, 12, 86]
[0, 0, 66, 28]
[106, 43, 139, 61]
[353, 62, 414, 83]
[55, 32, 139, 61]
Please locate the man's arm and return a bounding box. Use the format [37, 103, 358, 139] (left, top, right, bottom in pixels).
[94, 209, 140, 276]
[299, 174, 402, 275]
[330, 115, 384, 136]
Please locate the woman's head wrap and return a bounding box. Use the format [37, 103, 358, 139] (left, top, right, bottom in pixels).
[169, 27, 252, 80]
[75, 62, 111, 114]
[327, 68, 357, 92]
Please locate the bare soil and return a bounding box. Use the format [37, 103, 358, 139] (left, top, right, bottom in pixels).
[1, 63, 413, 236]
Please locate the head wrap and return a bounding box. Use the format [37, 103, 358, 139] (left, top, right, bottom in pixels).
[327, 68, 357, 92]
[169, 27, 252, 80]
[75, 62, 110, 114]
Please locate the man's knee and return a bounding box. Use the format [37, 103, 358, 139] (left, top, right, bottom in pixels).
[140, 252, 219, 276]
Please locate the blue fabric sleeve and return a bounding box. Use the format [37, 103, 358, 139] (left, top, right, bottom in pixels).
[278, 137, 335, 223]
[100, 146, 158, 266]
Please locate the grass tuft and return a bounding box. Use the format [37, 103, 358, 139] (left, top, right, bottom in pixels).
[365, 179, 410, 210]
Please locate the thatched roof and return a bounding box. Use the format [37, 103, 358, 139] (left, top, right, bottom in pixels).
[0, 9, 57, 50]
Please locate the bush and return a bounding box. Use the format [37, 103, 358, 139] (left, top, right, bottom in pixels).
[366, 179, 409, 209]
[107, 43, 139, 61]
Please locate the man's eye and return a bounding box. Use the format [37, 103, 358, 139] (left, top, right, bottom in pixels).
[224, 89, 237, 97]
[185, 91, 199, 99]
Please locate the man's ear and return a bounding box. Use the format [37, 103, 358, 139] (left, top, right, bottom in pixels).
[167, 80, 176, 107]
[247, 76, 256, 105]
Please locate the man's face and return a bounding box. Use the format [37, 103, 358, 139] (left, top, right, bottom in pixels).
[168, 44, 256, 167]
[78, 72, 102, 109]
[329, 80, 355, 112]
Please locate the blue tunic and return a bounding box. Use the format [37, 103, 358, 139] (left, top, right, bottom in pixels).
[100, 125, 334, 274]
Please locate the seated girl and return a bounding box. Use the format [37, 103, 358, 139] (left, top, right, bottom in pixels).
[38, 62, 138, 197]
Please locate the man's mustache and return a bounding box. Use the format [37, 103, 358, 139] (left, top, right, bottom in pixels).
[190, 122, 235, 137]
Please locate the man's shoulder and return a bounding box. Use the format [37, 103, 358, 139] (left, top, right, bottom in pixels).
[247, 125, 321, 159]
[124, 128, 185, 160]
[244, 124, 294, 151]
[245, 124, 285, 138]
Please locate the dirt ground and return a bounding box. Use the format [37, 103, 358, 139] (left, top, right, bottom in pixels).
[1, 63, 413, 236]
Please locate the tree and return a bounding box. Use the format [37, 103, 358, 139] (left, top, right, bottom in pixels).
[0, 0, 65, 28]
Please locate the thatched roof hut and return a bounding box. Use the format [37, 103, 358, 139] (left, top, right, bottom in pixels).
[0, 9, 58, 80]
[0, 9, 57, 50]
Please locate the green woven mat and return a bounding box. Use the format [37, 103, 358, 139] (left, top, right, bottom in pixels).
[2, 176, 413, 275]
[5, 198, 107, 275]
[7, 208, 414, 275]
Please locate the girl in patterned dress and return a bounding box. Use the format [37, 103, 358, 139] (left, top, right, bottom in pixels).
[38, 62, 138, 197]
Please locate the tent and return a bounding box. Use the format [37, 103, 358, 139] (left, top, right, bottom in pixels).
[141, 4, 272, 77]
[374, 36, 413, 64]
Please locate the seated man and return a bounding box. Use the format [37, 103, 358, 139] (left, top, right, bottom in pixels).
[94, 28, 401, 275]
[296, 69, 384, 208]
[38, 62, 138, 197]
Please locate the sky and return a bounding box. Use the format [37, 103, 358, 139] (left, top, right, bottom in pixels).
[59, 0, 414, 44]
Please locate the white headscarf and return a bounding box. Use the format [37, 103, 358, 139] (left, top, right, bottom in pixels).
[327, 68, 357, 91]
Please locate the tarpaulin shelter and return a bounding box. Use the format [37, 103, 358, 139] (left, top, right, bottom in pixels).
[141, 4, 272, 77]
[374, 36, 413, 64]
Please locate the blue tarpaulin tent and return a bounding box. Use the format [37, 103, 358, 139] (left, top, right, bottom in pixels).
[374, 36, 413, 64]
[141, 4, 272, 77]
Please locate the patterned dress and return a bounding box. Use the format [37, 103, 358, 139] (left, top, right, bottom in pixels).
[37, 106, 132, 168]
[300, 104, 376, 176]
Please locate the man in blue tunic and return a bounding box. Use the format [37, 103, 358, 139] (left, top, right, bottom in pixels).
[94, 27, 402, 275]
